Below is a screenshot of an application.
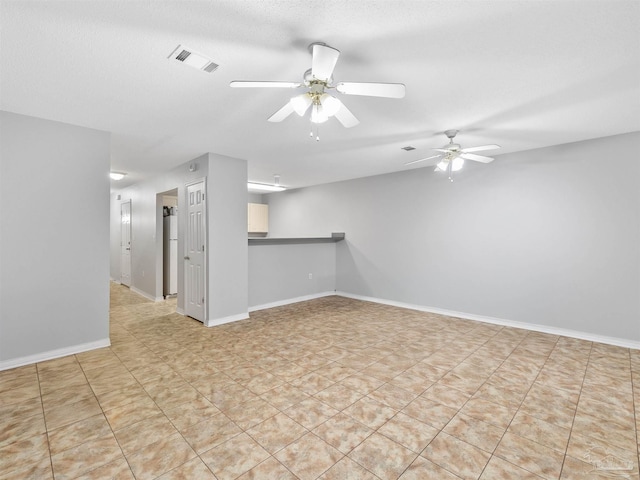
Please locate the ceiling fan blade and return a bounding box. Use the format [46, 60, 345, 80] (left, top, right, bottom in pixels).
[461, 144, 500, 153]
[311, 44, 340, 81]
[404, 154, 442, 166]
[267, 102, 295, 122]
[433, 148, 452, 153]
[230, 81, 301, 88]
[460, 152, 494, 163]
[333, 102, 359, 128]
[336, 82, 405, 98]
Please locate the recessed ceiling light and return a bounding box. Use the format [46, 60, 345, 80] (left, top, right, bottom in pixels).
[110, 172, 126, 181]
[169, 45, 219, 73]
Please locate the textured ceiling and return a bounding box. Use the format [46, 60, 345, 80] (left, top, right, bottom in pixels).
[1, 0, 639, 190]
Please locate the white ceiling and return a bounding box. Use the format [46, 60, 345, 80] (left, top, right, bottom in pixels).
[1, 1, 639, 190]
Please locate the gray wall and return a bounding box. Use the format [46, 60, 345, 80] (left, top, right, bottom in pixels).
[249, 243, 336, 308]
[207, 155, 248, 322]
[267, 132, 640, 343]
[0, 111, 110, 367]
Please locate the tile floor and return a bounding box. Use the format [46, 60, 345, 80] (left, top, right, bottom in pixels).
[1, 283, 639, 479]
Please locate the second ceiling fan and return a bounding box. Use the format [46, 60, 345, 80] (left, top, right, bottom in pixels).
[230, 42, 405, 132]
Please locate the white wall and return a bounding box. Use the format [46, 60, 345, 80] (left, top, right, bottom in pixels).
[0, 111, 110, 368]
[267, 132, 640, 345]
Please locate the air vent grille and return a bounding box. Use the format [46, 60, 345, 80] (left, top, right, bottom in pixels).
[203, 62, 219, 73]
[176, 50, 191, 62]
[169, 45, 219, 74]
[401, 146, 416, 151]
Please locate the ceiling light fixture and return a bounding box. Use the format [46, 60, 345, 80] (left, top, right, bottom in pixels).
[247, 183, 286, 192]
[248, 175, 286, 192]
[110, 172, 126, 181]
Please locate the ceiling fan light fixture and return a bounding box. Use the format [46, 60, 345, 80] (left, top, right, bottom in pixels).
[452, 157, 464, 171]
[290, 94, 312, 116]
[311, 104, 329, 124]
[320, 94, 341, 117]
[436, 160, 448, 172]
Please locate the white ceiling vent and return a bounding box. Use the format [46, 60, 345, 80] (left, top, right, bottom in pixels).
[169, 45, 219, 73]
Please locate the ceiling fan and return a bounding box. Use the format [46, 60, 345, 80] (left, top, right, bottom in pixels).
[230, 42, 405, 137]
[405, 130, 500, 181]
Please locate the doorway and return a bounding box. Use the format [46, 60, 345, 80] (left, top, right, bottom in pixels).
[120, 200, 131, 286]
[161, 189, 178, 299]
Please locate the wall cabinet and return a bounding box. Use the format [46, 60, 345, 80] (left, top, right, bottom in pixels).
[248, 203, 268, 233]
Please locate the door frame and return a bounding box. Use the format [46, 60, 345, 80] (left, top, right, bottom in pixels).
[184, 178, 207, 322]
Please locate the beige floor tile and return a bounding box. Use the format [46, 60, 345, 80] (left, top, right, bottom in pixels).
[225, 396, 280, 430]
[343, 396, 397, 429]
[275, 432, 344, 480]
[126, 432, 196, 480]
[181, 413, 242, 454]
[402, 396, 458, 429]
[104, 395, 162, 431]
[494, 432, 565, 480]
[339, 373, 386, 395]
[114, 412, 177, 455]
[318, 456, 379, 479]
[285, 396, 339, 430]
[0, 383, 41, 408]
[51, 432, 123, 480]
[155, 457, 216, 479]
[0, 456, 54, 480]
[0, 408, 46, 449]
[313, 412, 374, 455]
[314, 383, 364, 410]
[443, 412, 505, 453]
[421, 432, 491, 480]
[246, 412, 308, 453]
[480, 455, 544, 479]
[43, 395, 103, 431]
[237, 456, 298, 480]
[349, 432, 418, 480]
[459, 397, 517, 429]
[367, 383, 417, 410]
[73, 457, 135, 480]
[47, 413, 112, 455]
[507, 411, 571, 453]
[0, 433, 50, 477]
[200, 432, 270, 480]
[399, 455, 463, 479]
[378, 412, 439, 453]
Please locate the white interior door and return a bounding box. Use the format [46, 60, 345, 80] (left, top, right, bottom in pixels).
[120, 200, 131, 287]
[185, 181, 206, 322]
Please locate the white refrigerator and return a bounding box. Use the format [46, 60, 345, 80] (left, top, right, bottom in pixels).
[163, 215, 178, 296]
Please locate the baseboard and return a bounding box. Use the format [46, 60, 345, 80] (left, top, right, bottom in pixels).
[336, 291, 640, 350]
[130, 286, 163, 302]
[110, 278, 121, 284]
[175, 307, 185, 315]
[206, 312, 250, 328]
[248, 291, 336, 313]
[0, 338, 111, 372]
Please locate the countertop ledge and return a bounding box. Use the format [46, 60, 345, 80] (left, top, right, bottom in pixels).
[248, 233, 345, 245]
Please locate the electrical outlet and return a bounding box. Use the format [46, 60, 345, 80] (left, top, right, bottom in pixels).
[308, 273, 313, 280]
